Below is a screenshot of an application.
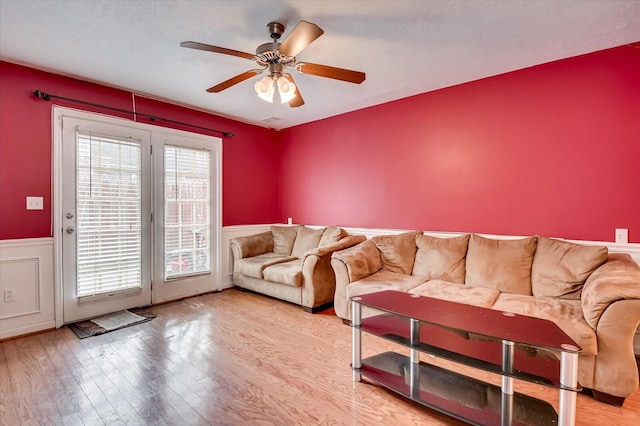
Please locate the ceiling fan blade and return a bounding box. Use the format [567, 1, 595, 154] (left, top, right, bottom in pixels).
[207, 69, 264, 93]
[181, 41, 255, 60]
[295, 62, 365, 84]
[278, 21, 324, 57]
[283, 74, 304, 107]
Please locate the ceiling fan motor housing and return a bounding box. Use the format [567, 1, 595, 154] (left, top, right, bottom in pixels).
[266, 22, 285, 40]
[255, 41, 295, 69]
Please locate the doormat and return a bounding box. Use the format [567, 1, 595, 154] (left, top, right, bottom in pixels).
[68, 308, 156, 339]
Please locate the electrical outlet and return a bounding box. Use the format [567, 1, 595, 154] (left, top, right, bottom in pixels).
[615, 228, 628, 244]
[26, 196, 44, 210]
[4, 288, 16, 303]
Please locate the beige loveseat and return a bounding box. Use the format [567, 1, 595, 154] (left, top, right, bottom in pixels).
[331, 231, 640, 404]
[230, 225, 366, 312]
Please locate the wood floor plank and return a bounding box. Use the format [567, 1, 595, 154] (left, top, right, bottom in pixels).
[1, 287, 639, 425]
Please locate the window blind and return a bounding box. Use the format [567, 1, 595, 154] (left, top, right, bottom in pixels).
[76, 131, 142, 298]
[164, 145, 211, 279]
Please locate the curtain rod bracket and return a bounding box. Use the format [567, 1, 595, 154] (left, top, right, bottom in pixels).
[31, 89, 234, 138]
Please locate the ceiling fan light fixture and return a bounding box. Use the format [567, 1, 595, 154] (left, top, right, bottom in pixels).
[254, 76, 275, 103]
[276, 76, 296, 103]
[182, 20, 365, 108]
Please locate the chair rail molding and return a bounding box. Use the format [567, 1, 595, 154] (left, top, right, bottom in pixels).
[0, 237, 55, 340]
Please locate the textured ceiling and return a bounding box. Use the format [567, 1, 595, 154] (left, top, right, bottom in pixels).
[1, 0, 639, 130]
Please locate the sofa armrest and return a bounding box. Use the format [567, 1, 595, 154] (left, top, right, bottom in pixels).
[580, 253, 640, 398]
[331, 239, 382, 319]
[581, 253, 640, 329]
[591, 299, 640, 398]
[331, 238, 382, 282]
[303, 235, 367, 259]
[299, 235, 367, 309]
[229, 231, 273, 260]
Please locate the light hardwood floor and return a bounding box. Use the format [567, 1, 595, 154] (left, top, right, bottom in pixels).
[1, 288, 638, 425]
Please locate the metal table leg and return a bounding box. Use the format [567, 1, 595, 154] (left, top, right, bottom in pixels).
[410, 318, 420, 398]
[559, 347, 579, 426]
[351, 298, 362, 382]
[501, 340, 515, 426]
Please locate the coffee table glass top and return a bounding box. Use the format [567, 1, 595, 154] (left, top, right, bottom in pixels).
[352, 290, 581, 354]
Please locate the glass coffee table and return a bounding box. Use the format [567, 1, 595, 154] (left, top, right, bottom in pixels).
[351, 290, 581, 426]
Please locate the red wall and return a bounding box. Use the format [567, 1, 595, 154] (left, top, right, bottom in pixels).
[2, 44, 639, 243]
[0, 62, 281, 240]
[279, 45, 640, 243]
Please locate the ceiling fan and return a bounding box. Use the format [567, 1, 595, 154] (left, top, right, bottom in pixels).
[181, 20, 366, 107]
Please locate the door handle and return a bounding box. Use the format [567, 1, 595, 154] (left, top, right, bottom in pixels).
[66, 226, 75, 234]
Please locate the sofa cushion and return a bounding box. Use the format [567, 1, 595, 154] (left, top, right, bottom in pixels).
[465, 234, 537, 296]
[346, 270, 427, 300]
[319, 226, 347, 247]
[372, 231, 419, 275]
[410, 280, 500, 308]
[235, 253, 296, 279]
[263, 260, 303, 287]
[271, 225, 299, 255]
[491, 293, 597, 356]
[412, 234, 469, 283]
[291, 226, 325, 258]
[532, 236, 608, 299]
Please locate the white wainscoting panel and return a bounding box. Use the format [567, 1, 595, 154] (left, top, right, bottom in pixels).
[0, 238, 55, 339]
[0, 258, 40, 319]
[221, 224, 272, 289]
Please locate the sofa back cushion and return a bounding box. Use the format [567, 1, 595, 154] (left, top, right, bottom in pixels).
[319, 226, 347, 247]
[372, 231, 419, 275]
[465, 234, 537, 295]
[291, 226, 326, 258]
[412, 234, 470, 283]
[271, 225, 299, 255]
[531, 236, 608, 299]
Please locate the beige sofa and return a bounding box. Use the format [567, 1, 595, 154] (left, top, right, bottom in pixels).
[230, 225, 366, 312]
[331, 231, 640, 404]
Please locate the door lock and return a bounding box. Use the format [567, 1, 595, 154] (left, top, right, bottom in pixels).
[66, 226, 75, 234]
[66, 213, 74, 219]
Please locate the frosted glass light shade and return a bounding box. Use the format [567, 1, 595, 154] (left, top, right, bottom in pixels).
[254, 76, 274, 103]
[276, 76, 297, 103]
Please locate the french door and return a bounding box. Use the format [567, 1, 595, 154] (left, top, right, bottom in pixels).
[61, 117, 152, 322]
[151, 133, 219, 304]
[57, 109, 221, 323]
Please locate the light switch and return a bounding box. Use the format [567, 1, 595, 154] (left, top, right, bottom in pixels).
[26, 196, 44, 210]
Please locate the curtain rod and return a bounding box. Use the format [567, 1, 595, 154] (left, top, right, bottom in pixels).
[32, 90, 234, 138]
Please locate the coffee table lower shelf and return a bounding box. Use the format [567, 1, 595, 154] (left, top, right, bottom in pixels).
[356, 351, 558, 426]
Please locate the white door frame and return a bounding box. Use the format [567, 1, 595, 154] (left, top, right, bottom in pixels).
[53, 106, 222, 327]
